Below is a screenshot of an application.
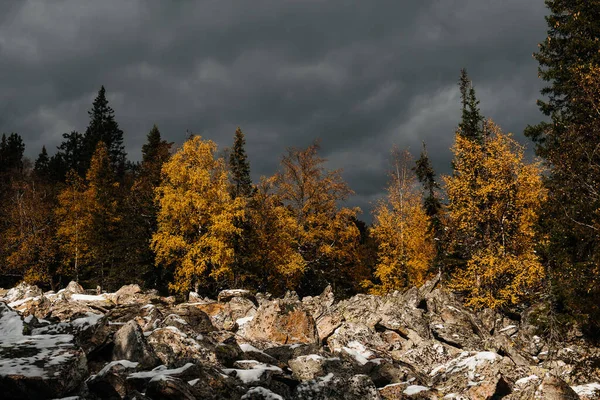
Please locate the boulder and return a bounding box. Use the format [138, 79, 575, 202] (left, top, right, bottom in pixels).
[0, 303, 88, 399]
[218, 289, 255, 303]
[65, 281, 85, 295]
[86, 359, 140, 399]
[146, 376, 198, 400]
[112, 320, 160, 369]
[244, 299, 319, 345]
[293, 373, 381, 400]
[147, 327, 218, 367]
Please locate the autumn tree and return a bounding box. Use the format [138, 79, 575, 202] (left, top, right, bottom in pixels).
[370, 148, 434, 293]
[55, 143, 122, 288]
[55, 171, 90, 283]
[444, 121, 546, 309]
[152, 136, 244, 295]
[273, 141, 366, 296]
[245, 177, 305, 294]
[526, 0, 600, 335]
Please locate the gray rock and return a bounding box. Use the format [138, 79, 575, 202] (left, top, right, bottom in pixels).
[112, 320, 160, 369]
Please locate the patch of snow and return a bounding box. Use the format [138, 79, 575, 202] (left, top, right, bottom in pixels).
[188, 378, 199, 386]
[429, 351, 501, 381]
[498, 325, 517, 333]
[304, 354, 324, 361]
[70, 294, 107, 302]
[223, 363, 282, 384]
[434, 324, 445, 329]
[236, 316, 254, 326]
[404, 385, 430, 395]
[242, 386, 284, 400]
[239, 343, 269, 357]
[341, 341, 374, 365]
[515, 375, 539, 386]
[572, 382, 600, 397]
[140, 304, 154, 309]
[94, 360, 139, 378]
[128, 363, 194, 380]
[8, 296, 38, 308]
[295, 373, 336, 394]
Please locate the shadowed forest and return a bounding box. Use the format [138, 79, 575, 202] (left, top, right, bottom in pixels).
[1, 1, 599, 339]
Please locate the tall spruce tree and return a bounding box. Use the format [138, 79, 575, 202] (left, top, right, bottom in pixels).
[128, 125, 172, 290]
[414, 143, 442, 230]
[56, 131, 85, 178]
[229, 127, 253, 199]
[526, 0, 600, 335]
[458, 69, 485, 144]
[83, 86, 126, 178]
[34, 146, 50, 179]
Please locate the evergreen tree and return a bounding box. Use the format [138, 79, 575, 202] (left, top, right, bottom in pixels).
[83, 86, 126, 177]
[526, 0, 600, 335]
[34, 146, 50, 180]
[57, 131, 85, 177]
[0, 133, 25, 178]
[127, 125, 172, 290]
[414, 142, 442, 233]
[229, 127, 253, 199]
[458, 69, 485, 144]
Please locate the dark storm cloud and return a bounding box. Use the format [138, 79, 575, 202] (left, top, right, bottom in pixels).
[0, 0, 548, 218]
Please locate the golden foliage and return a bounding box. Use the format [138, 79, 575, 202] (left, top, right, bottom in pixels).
[370, 149, 434, 294]
[2, 180, 57, 286]
[56, 171, 91, 281]
[247, 177, 305, 293]
[152, 136, 244, 294]
[56, 143, 121, 286]
[273, 141, 366, 294]
[444, 121, 546, 309]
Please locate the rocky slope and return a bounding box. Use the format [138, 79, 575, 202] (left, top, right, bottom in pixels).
[0, 276, 599, 399]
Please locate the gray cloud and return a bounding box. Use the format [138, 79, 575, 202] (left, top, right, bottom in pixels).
[0, 0, 548, 220]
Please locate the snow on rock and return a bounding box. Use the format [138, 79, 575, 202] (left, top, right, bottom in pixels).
[242, 386, 285, 399]
[430, 351, 501, 380]
[70, 293, 108, 302]
[223, 363, 283, 384]
[572, 382, 600, 398]
[341, 340, 374, 365]
[515, 374, 540, 386]
[404, 384, 431, 395]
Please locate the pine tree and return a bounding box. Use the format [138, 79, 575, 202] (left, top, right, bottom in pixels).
[34, 146, 50, 180]
[152, 136, 245, 295]
[444, 121, 546, 309]
[414, 142, 442, 234]
[56, 143, 122, 288]
[84, 142, 122, 289]
[128, 125, 172, 289]
[229, 127, 253, 199]
[83, 86, 126, 177]
[56, 131, 85, 178]
[458, 69, 485, 144]
[370, 148, 434, 293]
[525, 0, 600, 334]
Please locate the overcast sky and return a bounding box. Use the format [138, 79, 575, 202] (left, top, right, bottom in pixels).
[0, 1, 549, 219]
